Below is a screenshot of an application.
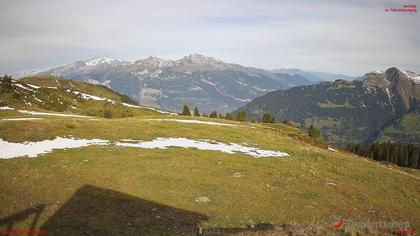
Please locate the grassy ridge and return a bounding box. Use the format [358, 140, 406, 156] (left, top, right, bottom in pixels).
[21, 76, 137, 104]
[0, 76, 162, 118]
[0, 114, 419, 234]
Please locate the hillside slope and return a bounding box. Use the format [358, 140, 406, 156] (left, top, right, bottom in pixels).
[0, 76, 173, 118]
[25, 54, 312, 113]
[236, 68, 420, 147]
[0, 108, 419, 235]
[376, 111, 420, 145]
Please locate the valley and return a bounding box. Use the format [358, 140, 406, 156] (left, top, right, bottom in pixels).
[237, 68, 420, 147]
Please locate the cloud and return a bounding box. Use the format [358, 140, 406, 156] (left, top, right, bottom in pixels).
[0, 0, 418, 75]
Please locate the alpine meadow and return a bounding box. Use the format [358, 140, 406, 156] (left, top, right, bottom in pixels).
[0, 1, 419, 236]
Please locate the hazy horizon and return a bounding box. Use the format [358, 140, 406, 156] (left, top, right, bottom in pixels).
[1, 0, 419, 76]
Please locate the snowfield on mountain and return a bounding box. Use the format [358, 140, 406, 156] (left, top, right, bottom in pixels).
[18, 54, 313, 113]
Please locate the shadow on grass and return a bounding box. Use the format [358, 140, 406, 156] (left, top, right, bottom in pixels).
[0, 204, 45, 233]
[2, 185, 274, 235]
[40, 185, 208, 235]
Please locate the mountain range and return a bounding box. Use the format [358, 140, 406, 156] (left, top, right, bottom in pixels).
[274, 68, 358, 82]
[236, 67, 420, 147]
[20, 54, 315, 113]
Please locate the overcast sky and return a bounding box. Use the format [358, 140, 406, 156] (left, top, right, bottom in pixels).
[0, 0, 419, 76]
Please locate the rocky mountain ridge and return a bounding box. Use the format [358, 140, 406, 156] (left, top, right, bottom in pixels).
[25, 54, 312, 113]
[236, 67, 420, 146]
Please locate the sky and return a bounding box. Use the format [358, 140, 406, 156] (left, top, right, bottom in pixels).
[0, 0, 419, 76]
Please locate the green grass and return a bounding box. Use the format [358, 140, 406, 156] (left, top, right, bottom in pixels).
[0, 112, 419, 235]
[21, 76, 132, 103]
[377, 112, 420, 145]
[317, 100, 353, 109]
[1, 76, 163, 118]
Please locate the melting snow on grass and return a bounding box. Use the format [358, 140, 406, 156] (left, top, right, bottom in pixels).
[123, 103, 178, 115]
[27, 84, 40, 89]
[115, 137, 288, 158]
[0, 137, 109, 159]
[0, 137, 288, 159]
[71, 90, 114, 102]
[2, 118, 45, 121]
[17, 110, 91, 118]
[14, 83, 34, 91]
[0, 106, 14, 110]
[328, 147, 338, 152]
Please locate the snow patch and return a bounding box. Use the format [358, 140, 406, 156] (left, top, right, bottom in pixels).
[401, 70, 420, 83]
[328, 147, 337, 152]
[0, 106, 14, 110]
[0, 137, 109, 159]
[71, 90, 113, 102]
[2, 118, 45, 121]
[236, 80, 248, 86]
[201, 78, 217, 87]
[85, 57, 116, 66]
[138, 69, 149, 75]
[136, 57, 174, 68]
[14, 83, 34, 92]
[18, 110, 91, 118]
[121, 103, 143, 108]
[0, 136, 288, 159]
[87, 79, 101, 85]
[122, 103, 178, 115]
[115, 137, 288, 158]
[190, 86, 203, 91]
[252, 86, 269, 92]
[102, 80, 111, 88]
[27, 84, 40, 89]
[34, 96, 43, 103]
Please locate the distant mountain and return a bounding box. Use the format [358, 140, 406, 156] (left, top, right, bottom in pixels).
[236, 67, 420, 147]
[274, 68, 357, 82]
[21, 54, 312, 113]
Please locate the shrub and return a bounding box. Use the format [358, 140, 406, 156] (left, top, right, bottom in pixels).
[65, 121, 78, 129]
[181, 105, 191, 116]
[236, 110, 247, 122]
[193, 106, 200, 116]
[0, 75, 13, 91]
[103, 110, 113, 118]
[262, 113, 276, 123]
[209, 111, 218, 118]
[308, 124, 321, 139]
[225, 113, 233, 120]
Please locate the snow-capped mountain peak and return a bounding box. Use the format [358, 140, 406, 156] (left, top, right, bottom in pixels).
[85, 57, 118, 66]
[135, 56, 174, 68]
[366, 68, 420, 84]
[175, 54, 229, 70]
[401, 70, 420, 84]
[133, 54, 229, 70]
[178, 54, 223, 65]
